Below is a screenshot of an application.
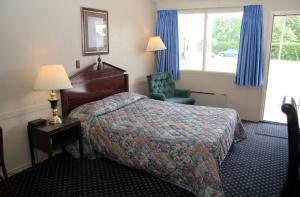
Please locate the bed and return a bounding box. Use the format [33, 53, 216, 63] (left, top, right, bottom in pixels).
[61, 62, 246, 197]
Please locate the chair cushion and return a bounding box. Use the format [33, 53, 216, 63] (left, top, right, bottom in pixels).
[166, 97, 195, 105]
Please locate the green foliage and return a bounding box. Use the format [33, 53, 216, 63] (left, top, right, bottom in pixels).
[211, 17, 241, 54]
[271, 16, 300, 61]
[211, 15, 300, 61]
[212, 41, 239, 54]
[271, 43, 300, 61]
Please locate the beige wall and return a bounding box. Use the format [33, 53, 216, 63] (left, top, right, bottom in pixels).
[157, 0, 300, 121]
[0, 0, 156, 173]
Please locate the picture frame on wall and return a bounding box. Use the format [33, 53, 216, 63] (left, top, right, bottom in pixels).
[81, 7, 109, 56]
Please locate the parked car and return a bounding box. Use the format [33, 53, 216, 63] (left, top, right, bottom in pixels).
[219, 49, 239, 57]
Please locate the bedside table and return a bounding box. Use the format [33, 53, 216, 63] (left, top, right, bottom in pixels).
[27, 117, 83, 168]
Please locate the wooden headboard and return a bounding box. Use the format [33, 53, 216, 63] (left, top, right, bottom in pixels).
[61, 62, 128, 116]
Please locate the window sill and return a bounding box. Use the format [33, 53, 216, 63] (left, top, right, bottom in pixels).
[180, 70, 235, 77]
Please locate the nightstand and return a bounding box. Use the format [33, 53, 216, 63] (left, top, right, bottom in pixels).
[27, 117, 83, 168]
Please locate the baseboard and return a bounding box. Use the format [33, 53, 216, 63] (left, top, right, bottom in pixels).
[7, 150, 62, 176]
[8, 161, 32, 176]
[261, 120, 286, 125]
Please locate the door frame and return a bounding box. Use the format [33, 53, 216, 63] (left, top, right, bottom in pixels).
[260, 10, 300, 121]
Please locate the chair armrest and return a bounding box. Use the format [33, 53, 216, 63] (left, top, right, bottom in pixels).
[150, 93, 166, 101]
[174, 89, 191, 98]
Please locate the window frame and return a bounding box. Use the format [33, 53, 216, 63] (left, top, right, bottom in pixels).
[178, 7, 243, 74]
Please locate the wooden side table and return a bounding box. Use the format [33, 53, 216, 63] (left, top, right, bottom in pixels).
[27, 117, 83, 169]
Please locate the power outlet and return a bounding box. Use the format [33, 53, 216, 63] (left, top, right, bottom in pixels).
[76, 60, 80, 69]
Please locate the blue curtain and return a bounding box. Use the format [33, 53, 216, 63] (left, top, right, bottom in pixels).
[155, 10, 180, 80]
[235, 5, 264, 86]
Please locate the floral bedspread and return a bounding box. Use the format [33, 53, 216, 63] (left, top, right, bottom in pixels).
[67, 92, 246, 197]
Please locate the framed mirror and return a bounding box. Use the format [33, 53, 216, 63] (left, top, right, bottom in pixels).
[81, 7, 109, 56]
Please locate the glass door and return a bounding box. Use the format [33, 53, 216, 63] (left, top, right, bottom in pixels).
[264, 14, 300, 123]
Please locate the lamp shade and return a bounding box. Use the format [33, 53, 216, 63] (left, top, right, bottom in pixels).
[34, 64, 72, 90]
[146, 36, 167, 52]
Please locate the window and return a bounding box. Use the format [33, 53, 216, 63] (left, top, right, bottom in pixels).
[178, 14, 205, 70]
[178, 11, 243, 73]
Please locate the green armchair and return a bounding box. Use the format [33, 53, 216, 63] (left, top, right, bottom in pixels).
[147, 72, 195, 105]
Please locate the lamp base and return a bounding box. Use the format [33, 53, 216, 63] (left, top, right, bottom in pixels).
[48, 90, 62, 125]
[48, 115, 62, 124]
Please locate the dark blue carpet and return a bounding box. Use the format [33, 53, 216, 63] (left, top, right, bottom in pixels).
[0, 122, 288, 197]
[221, 121, 287, 197]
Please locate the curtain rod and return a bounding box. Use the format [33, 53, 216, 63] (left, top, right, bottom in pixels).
[159, 5, 243, 12]
[178, 6, 243, 11]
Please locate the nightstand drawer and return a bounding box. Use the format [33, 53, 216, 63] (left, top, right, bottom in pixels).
[51, 128, 80, 149]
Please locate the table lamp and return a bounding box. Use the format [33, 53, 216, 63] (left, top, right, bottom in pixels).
[34, 64, 73, 124]
[146, 36, 167, 52]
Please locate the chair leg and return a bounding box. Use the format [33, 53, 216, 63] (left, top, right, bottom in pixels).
[1, 164, 16, 197]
